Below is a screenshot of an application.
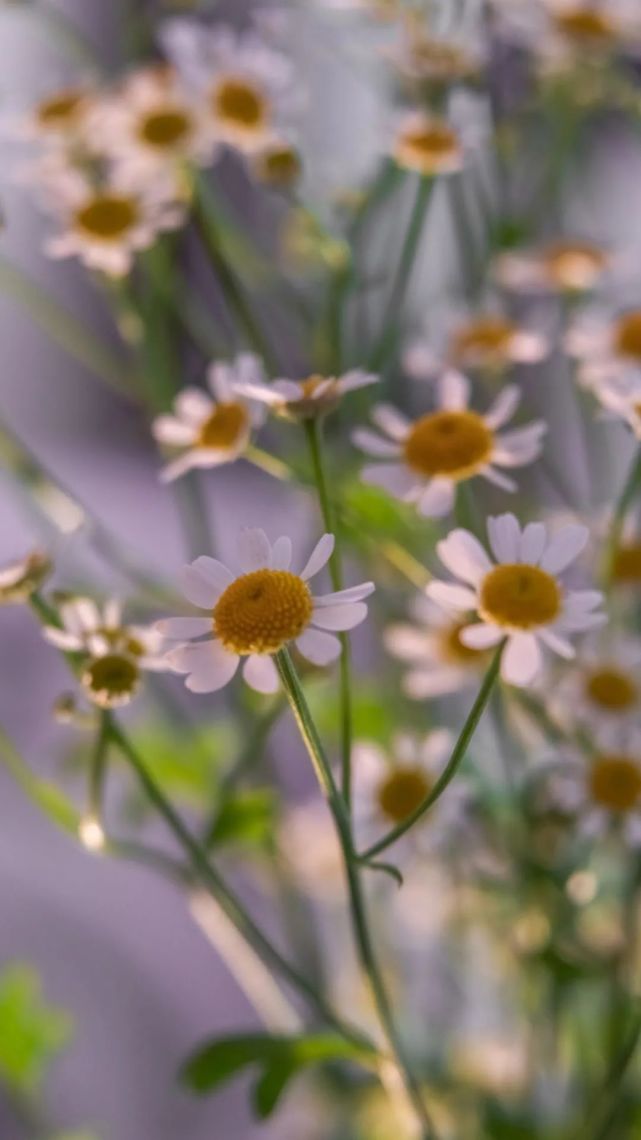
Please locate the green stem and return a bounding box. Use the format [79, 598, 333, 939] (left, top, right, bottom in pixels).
[275, 648, 436, 1140]
[84, 711, 110, 841]
[361, 644, 504, 861]
[582, 1003, 641, 1140]
[369, 174, 433, 371]
[606, 446, 641, 584]
[305, 419, 354, 809]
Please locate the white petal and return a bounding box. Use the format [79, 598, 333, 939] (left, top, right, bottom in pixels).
[155, 616, 213, 640]
[361, 463, 419, 500]
[417, 478, 455, 517]
[175, 387, 212, 424]
[190, 557, 234, 593]
[270, 536, 292, 570]
[160, 451, 200, 483]
[384, 625, 430, 661]
[480, 465, 517, 491]
[295, 627, 342, 666]
[436, 529, 492, 585]
[63, 598, 99, 633]
[540, 525, 589, 574]
[314, 582, 375, 607]
[421, 728, 454, 768]
[178, 566, 222, 609]
[42, 627, 83, 651]
[483, 385, 520, 429]
[207, 361, 234, 402]
[152, 416, 197, 446]
[426, 581, 478, 611]
[339, 369, 378, 395]
[311, 601, 368, 631]
[501, 633, 542, 686]
[403, 667, 468, 698]
[459, 623, 503, 648]
[487, 513, 521, 563]
[167, 640, 239, 692]
[370, 403, 411, 441]
[519, 522, 547, 564]
[243, 654, 280, 694]
[537, 627, 575, 658]
[300, 534, 335, 581]
[352, 428, 401, 458]
[237, 528, 271, 572]
[438, 369, 470, 410]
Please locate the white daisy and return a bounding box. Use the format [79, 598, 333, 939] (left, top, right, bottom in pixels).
[404, 307, 549, 379]
[426, 513, 606, 686]
[494, 239, 612, 295]
[548, 728, 641, 848]
[158, 528, 374, 695]
[233, 367, 378, 422]
[386, 24, 483, 88]
[161, 19, 301, 155]
[0, 550, 52, 605]
[591, 372, 641, 439]
[565, 306, 641, 393]
[551, 634, 641, 731]
[151, 353, 268, 482]
[384, 593, 494, 699]
[495, 0, 641, 69]
[7, 84, 96, 148]
[391, 109, 465, 177]
[249, 137, 302, 189]
[353, 370, 546, 518]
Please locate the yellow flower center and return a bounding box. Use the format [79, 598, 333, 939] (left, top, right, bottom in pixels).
[255, 144, 301, 186]
[213, 78, 267, 131]
[197, 402, 249, 449]
[410, 39, 472, 81]
[589, 754, 641, 813]
[75, 194, 139, 242]
[213, 569, 313, 654]
[36, 89, 84, 127]
[82, 654, 140, 709]
[403, 410, 493, 479]
[394, 122, 461, 175]
[479, 565, 561, 630]
[377, 766, 431, 823]
[452, 316, 516, 362]
[612, 542, 641, 584]
[138, 106, 193, 149]
[440, 620, 489, 665]
[585, 668, 637, 711]
[615, 311, 641, 362]
[543, 242, 606, 290]
[555, 8, 615, 44]
[96, 627, 145, 658]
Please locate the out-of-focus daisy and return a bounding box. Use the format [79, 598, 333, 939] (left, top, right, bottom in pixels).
[42, 165, 185, 277]
[250, 138, 302, 189]
[42, 596, 168, 709]
[384, 593, 493, 699]
[496, 0, 641, 67]
[391, 110, 465, 177]
[611, 534, 641, 589]
[89, 65, 218, 178]
[9, 84, 95, 147]
[353, 370, 546, 518]
[566, 306, 641, 392]
[592, 373, 641, 438]
[495, 239, 611, 295]
[427, 513, 605, 686]
[152, 354, 268, 482]
[548, 729, 641, 847]
[161, 20, 300, 155]
[387, 22, 483, 88]
[0, 550, 52, 605]
[551, 635, 641, 730]
[233, 367, 377, 422]
[404, 307, 549, 378]
[159, 528, 374, 695]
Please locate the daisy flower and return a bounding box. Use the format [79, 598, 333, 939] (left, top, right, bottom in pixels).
[387, 21, 484, 89]
[161, 19, 300, 155]
[384, 593, 493, 699]
[426, 513, 606, 686]
[0, 550, 52, 605]
[404, 307, 549, 379]
[391, 110, 465, 177]
[548, 728, 641, 848]
[495, 0, 641, 68]
[591, 373, 641, 438]
[158, 528, 374, 695]
[151, 354, 268, 482]
[250, 137, 302, 189]
[551, 635, 641, 731]
[8, 84, 96, 148]
[353, 370, 546, 518]
[566, 306, 641, 393]
[42, 597, 168, 709]
[494, 239, 612, 296]
[42, 165, 185, 277]
[233, 367, 378, 422]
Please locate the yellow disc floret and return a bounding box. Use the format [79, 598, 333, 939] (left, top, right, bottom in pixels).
[197, 403, 249, 449]
[403, 410, 493, 479]
[612, 542, 641, 584]
[139, 107, 193, 149]
[394, 122, 461, 175]
[36, 89, 85, 128]
[555, 7, 615, 45]
[75, 194, 139, 241]
[377, 766, 431, 823]
[543, 242, 606, 290]
[585, 668, 637, 712]
[213, 569, 313, 654]
[589, 754, 641, 813]
[453, 316, 516, 362]
[615, 311, 641, 362]
[213, 78, 267, 130]
[479, 564, 561, 629]
[82, 654, 140, 709]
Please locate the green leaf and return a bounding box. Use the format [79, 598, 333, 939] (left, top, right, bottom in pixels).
[181, 1032, 376, 1118]
[0, 965, 73, 1095]
[208, 789, 277, 849]
[0, 728, 80, 836]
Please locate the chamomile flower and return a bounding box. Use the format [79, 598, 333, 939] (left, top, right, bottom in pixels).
[384, 594, 493, 699]
[387, 19, 483, 89]
[161, 20, 300, 155]
[550, 729, 641, 847]
[551, 635, 641, 731]
[10, 84, 95, 148]
[566, 306, 641, 392]
[427, 514, 605, 686]
[591, 372, 641, 438]
[250, 137, 302, 189]
[391, 110, 465, 177]
[497, 0, 641, 68]
[404, 307, 549, 378]
[353, 370, 546, 518]
[233, 367, 378, 422]
[159, 529, 374, 695]
[152, 354, 268, 482]
[494, 239, 611, 295]
[0, 550, 52, 605]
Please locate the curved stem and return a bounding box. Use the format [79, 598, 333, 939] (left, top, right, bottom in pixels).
[360, 644, 504, 861]
[275, 648, 436, 1140]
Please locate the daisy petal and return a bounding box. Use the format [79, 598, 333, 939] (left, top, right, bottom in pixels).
[311, 601, 368, 631]
[300, 534, 335, 581]
[237, 528, 271, 572]
[404, 667, 467, 699]
[483, 385, 520, 429]
[178, 566, 222, 609]
[519, 522, 547, 564]
[417, 478, 455, 517]
[152, 416, 196, 446]
[167, 640, 239, 693]
[383, 625, 430, 660]
[314, 582, 375, 606]
[160, 452, 200, 483]
[438, 369, 470, 410]
[480, 465, 517, 491]
[426, 581, 478, 611]
[538, 627, 575, 659]
[436, 529, 492, 585]
[270, 536, 293, 570]
[487, 513, 521, 563]
[459, 623, 503, 648]
[296, 627, 342, 666]
[175, 387, 212, 424]
[155, 616, 213, 640]
[243, 654, 280, 694]
[370, 403, 411, 441]
[352, 428, 401, 458]
[42, 627, 83, 651]
[540, 525, 589, 574]
[501, 632, 542, 686]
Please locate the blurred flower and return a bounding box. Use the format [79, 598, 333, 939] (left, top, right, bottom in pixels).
[496, 0, 641, 69]
[427, 513, 605, 685]
[8, 84, 95, 148]
[566, 306, 641, 392]
[387, 21, 483, 89]
[159, 528, 374, 694]
[591, 372, 641, 438]
[384, 593, 492, 699]
[549, 728, 641, 846]
[551, 635, 641, 730]
[494, 239, 611, 295]
[234, 367, 377, 422]
[353, 370, 546, 517]
[152, 354, 268, 481]
[0, 550, 52, 605]
[404, 306, 549, 378]
[392, 110, 464, 177]
[251, 138, 302, 188]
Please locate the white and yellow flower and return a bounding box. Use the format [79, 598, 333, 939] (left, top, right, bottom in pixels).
[8, 84, 96, 148]
[233, 367, 377, 422]
[391, 109, 465, 177]
[353, 370, 546, 517]
[548, 729, 641, 847]
[404, 307, 549, 378]
[159, 528, 374, 694]
[495, 0, 641, 69]
[494, 239, 612, 295]
[152, 354, 268, 481]
[387, 22, 483, 88]
[566, 306, 641, 393]
[0, 550, 52, 605]
[384, 593, 493, 699]
[551, 635, 641, 731]
[427, 513, 605, 686]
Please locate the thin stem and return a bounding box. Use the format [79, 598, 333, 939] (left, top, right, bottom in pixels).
[582, 1002, 641, 1140]
[82, 711, 110, 846]
[361, 644, 504, 861]
[305, 419, 354, 809]
[605, 446, 641, 584]
[275, 648, 436, 1140]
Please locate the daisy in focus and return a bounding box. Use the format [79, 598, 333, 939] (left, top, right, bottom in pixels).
[566, 306, 641, 393]
[152, 354, 268, 482]
[551, 635, 641, 731]
[427, 513, 605, 686]
[353, 370, 546, 518]
[233, 367, 378, 422]
[384, 593, 493, 699]
[404, 306, 549, 378]
[494, 239, 611, 296]
[0, 551, 52, 605]
[159, 528, 374, 694]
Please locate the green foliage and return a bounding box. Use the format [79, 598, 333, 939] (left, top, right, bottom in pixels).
[309, 679, 402, 747]
[0, 965, 72, 1095]
[123, 721, 237, 814]
[181, 1032, 377, 1119]
[207, 789, 278, 849]
[0, 729, 80, 836]
[342, 482, 425, 550]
